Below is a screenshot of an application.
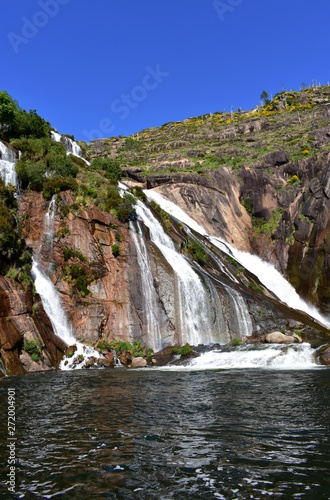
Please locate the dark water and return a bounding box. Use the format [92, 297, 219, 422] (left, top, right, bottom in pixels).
[1, 368, 330, 499]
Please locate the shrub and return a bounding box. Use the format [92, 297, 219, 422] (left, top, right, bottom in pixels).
[90, 157, 122, 181]
[187, 238, 208, 265]
[231, 338, 241, 347]
[117, 193, 136, 223]
[171, 344, 192, 356]
[23, 339, 41, 361]
[115, 231, 123, 242]
[43, 175, 78, 200]
[112, 243, 121, 258]
[287, 175, 300, 185]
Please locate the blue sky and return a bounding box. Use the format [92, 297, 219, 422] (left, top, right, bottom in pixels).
[1, 0, 329, 141]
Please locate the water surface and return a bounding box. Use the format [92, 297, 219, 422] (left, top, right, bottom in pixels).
[1, 368, 330, 499]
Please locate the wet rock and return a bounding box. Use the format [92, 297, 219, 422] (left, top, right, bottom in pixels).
[66, 345, 77, 357]
[97, 357, 112, 368]
[131, 357, 147, 368]
[320, 347, 330, 365]
[105, 351, 115, 367]
[265, 332, 295, 344]
[241, 334, 265, 344]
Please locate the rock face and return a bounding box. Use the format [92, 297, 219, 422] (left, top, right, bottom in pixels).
[20, 192, 142, 345]
[0, 277, 66, 376]
[147, 169, 253, 252]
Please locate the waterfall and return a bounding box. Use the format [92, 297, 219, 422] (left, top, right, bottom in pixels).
[130, 220, 162, 351]
[50, 130, 90, 165]
[0, 140, 18, 187]
[224, 286, 253, 337]
[159, 343, 319, 370]
[31, 259, 75, 345]
[135, 200, 228, 346]
[144, 189, 330, 329]
[31, 197, 101, 369]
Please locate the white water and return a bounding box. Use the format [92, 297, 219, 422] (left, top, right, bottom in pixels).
[158, 343, 319, 371]
[130, 220, 162, 351]
[224, 285, 253, 337]
[31, 259, 75, 346]
[32, 197, 101, 369]
[135, 200, 227, 345]
[50, 130, 91, 164]
[0, 140, 18, 187]
[145, 189, 330, 329]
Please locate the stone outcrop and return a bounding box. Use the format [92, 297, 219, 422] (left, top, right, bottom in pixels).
[0, 277, 66, 376]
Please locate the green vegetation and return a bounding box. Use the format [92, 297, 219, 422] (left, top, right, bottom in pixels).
[0, 179, 33, 289]
[112, 243, 121, 258]
[231, 338, 241, 347]
[97, 340, 147, 358]
[62, 247, 87, 262]
[23, 339, 41, 362]
[186, 238, 208, 265]
[171, 344, 193, 356]
[248, 282, 263, 293]
[0, 90, 50, 141]
[63, 264, 94, 297]
[104, 186, 136, 222]
[252, 209, 284, 235]
[150, 200, 172, 232]
[90, 157, 122, 181]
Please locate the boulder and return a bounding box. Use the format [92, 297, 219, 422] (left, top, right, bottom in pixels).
[264, 150, 290, 167]
[97, 357, 112, 368]
[320, 347, 330, 365]
[265, 331, 295, 344]
[131, 357, 147, 368]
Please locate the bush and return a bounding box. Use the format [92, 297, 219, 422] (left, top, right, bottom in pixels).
[91, 157, 122, 181]
[43, 175, 78, 200]
[23, 339, 41, 361]
[171, 344, 192, 356]
[117, 193, 136, 222]
[112, 243, 121, 258]
[115, 231, 123, 242]
[186, 238, 208, 265]
[231, 338, 241, 347]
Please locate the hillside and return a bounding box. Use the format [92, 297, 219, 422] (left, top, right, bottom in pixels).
[84, 85, 330, 312]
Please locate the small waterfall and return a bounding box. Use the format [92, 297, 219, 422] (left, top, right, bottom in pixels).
[145, 189, 330, 329]
[31, 259, 75, 345]
[31, 197, 100, 369]
[130, 220, 162, 351]
[38, 194, 56, 272]
[135, 200, 228, 346]
[0, 140, 18, 187]
[224, 286, 253, 338]
[50, 131, 90, 164]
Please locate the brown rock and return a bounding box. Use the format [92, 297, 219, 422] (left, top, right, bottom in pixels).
[131, 357, 147, 368]
[320, 346, 330, 365]
[265, 332, 295, 344]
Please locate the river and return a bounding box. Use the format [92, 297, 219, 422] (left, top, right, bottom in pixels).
[1, 367, 330, 499]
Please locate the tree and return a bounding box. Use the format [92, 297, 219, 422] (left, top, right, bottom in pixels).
[0, 91, 17, 137]
[260, 90, 269, 106]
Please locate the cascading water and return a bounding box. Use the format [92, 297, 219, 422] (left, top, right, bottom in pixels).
[50, 130, 90, 165]
[145, 189, 330, 329]
[130, 220, 162, 351]
[159, 343, 320, 370]
[0, 140, 18, 187]
[31, 196, 101, 369]
[135, 200, 228, 346]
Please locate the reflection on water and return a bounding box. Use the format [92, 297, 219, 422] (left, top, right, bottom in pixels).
[0, 369, 330, 498]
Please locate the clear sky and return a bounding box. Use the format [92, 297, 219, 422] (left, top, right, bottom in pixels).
[1, 0, 329, 141]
